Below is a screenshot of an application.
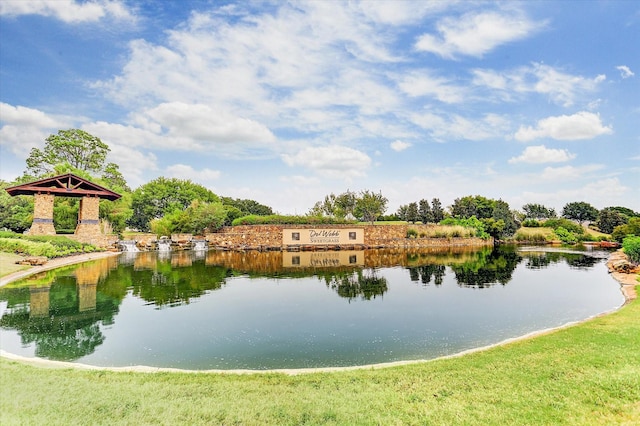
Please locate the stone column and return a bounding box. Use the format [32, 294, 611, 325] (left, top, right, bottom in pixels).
[30, 193, 56, 235]
[74, 196, 101, 242]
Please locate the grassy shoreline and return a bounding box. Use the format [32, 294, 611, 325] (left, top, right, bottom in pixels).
[1, 251, 639, 424]
[1, 286, 638, 424]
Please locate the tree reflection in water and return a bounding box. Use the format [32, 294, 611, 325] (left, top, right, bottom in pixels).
[319, 269, 388, 301]
[0, 246, 611, 362]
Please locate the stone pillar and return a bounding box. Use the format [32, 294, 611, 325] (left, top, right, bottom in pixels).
[30, 193, 56, 235]
[74, 196, 101, 241]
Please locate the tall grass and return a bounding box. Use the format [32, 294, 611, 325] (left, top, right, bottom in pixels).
[409, 225, 477, 239]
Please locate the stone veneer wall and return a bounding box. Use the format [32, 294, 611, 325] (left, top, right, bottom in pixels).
[202, 224, 493, 249]
[29, 193, 56, 235]
[74, 196, 101, 241]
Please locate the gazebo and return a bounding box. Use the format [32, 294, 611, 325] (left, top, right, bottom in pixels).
[5, 173, 121, 241]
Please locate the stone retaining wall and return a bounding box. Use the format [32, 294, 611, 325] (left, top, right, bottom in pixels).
[202, 224, 493, 250]
[118, 225, 493, 251]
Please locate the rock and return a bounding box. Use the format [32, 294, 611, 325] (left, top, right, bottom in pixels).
[15, 256, 48, 266]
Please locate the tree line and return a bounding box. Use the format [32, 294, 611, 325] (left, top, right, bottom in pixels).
[1, 129, 639, 242]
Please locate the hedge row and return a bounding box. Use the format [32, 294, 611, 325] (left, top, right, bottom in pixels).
[232, 215, 356, 226]
[0, 232, 100, 258]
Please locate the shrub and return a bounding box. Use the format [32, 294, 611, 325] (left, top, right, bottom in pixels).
[554, 227, 579, 244]
[522, 219, 542, 227]
[622, 236, 640, 263]
[440, 217, 490, 239]
[0, 232, 100, 257]
[514, 231, 548, 243]
[406, 229, 418, 238]
[544, 218, 584, 235]
[232, 215, 355, 226]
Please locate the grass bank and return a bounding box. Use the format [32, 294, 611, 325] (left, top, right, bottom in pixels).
[0, 252, 30, 277]
[1, 284, 639, 425]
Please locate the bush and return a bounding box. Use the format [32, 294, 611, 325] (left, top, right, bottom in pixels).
[406, 229, 418, 238]
[0, 232, 100, 257]
[232, 215, 355, 226]
[622, 236, 640, 263]
[522, 219, 542, 227]
[514, 231, 548, 242]
[440, 217, 490, 239]
[544, 218, 584, 235]
[0, 238, 58, 257]
[554, 227, 579, 244]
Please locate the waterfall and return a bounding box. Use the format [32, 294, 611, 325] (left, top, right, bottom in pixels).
[118, 240, 140, 252]
[192, 240, 208, 251]
[157, 237, 172, 252]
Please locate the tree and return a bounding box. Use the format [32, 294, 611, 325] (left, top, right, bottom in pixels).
[431, 198, 445, 223]
[354, 190, 388, 224]
[450, 195, 494, 219]
[406, 202, 419, 223]
[562, 201, 598, 226]
[522, 203, 556, 220]
[25, 129, 111, 176]
[418, 199, 432, 224]
[597, 208, 628, 234]
[220, 197, 273, 216]
[612, 217, 640, 243]
[396, 205, 408, 221]
[334, 190, 357, 218]
[128, 177, 220, 231]
[0, 180, 33, 232]
[490, 199, 518, 239]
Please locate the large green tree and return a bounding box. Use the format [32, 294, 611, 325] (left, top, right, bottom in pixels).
[522, 203, 557, 220]
[128, 177, 220, 231]
[26, 129, 110, 176]
[220, 197, 273, 217]
[0, 180, 33, 232]
[597, 207, 629, 234]
[449, 195, 518, 239]
[354, 190, 388, 224]
[561, 201, 598, 226]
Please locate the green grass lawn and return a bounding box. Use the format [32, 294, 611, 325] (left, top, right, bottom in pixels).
[0, 252, 30, 278]
[1, 285, 638, 425]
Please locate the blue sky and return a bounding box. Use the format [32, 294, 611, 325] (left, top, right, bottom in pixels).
[1, 0, 638, 215]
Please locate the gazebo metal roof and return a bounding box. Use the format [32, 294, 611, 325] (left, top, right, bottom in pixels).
[5, 173, 121, 201]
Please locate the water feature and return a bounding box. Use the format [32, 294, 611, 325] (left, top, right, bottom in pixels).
[192, 239, 208, 251]
[157, 237, 172, 252]
[117, 240, 139, 252]
[0, 246, 624, 370]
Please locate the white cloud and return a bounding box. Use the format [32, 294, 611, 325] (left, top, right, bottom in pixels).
[0, 0, 137, 24]
[539, 164, 604, 181]
[0, 103, 74, 156]
[508, 145, 575, 164]
[409, 111, 510, 141]
[142, 102, 276, 146]
[515, 112, 612, 142]
[390, 140, 411, 152]
[616, 65, 634, 79]
[166, 164, 221, 183]
[281, 145, 371, 179]
[415, 10, 544, 58]
[107, 144, 157, 189]
[396, 70, 466, 103]
[472, 63, 605, 107]
[519, 177, 629, 211]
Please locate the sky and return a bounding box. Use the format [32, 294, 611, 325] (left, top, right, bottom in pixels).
[1, 0, 638, 216]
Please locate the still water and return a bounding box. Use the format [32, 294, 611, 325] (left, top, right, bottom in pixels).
[0, 246, 624, 370]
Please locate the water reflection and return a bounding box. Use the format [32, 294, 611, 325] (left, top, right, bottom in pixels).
[0, 246, 619, 366]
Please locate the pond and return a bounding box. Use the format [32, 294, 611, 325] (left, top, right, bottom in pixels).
[0, 246, 624, 370]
